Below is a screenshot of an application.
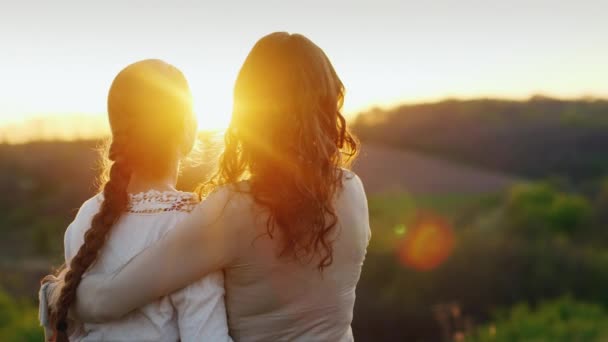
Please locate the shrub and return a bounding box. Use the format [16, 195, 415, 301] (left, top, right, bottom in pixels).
[507, 183, 591, 237]
[0, 289, 43, 342]
[469, 297, 608, 342]
[354, 191, 608, 341]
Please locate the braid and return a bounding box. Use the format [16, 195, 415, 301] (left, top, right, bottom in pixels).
[51, 143, 131, 342]
[42, 59, 194, 341]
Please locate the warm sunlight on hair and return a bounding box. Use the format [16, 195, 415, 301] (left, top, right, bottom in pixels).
[205, 32, 359, 271]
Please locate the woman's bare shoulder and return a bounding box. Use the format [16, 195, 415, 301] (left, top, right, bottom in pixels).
[194, 184, 255, 228]
[338, 170, 371, 242]
[341, 169, 367, 199]
[202, 183, 252, 208]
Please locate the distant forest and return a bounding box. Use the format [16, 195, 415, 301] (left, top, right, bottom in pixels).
[352, 97, 608, 187]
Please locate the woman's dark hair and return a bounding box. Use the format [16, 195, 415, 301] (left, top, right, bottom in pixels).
[49, 59, 195, 341]
[205, 32, 358, 271]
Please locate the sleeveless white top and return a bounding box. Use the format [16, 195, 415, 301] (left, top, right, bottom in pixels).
[63, 190, 231, 342]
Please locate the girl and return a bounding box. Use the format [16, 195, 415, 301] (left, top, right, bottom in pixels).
[48, 33, 370, 341]
[40, 59, 231, 342]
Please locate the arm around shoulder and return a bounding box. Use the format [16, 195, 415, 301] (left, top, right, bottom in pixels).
[73, 186, 242, 322]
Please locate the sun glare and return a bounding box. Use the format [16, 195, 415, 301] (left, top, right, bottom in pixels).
[185, 66, 236, 132]
[193, 95, 232, 131]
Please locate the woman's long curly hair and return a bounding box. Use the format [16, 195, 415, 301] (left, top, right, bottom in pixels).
[206, 32, 359, 270]
[48, 59, 195, 342]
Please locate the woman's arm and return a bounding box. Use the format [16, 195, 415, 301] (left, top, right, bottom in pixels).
[170, 272, 232, 342]
[73, 187, 241, 322]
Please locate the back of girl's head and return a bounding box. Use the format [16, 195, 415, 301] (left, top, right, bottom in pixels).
[50, 59, 194, 341]
[214, 32, 358, 270]
[107, 59, 196, 174]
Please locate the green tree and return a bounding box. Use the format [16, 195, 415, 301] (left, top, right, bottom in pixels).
[469, 297, 608, 342]
[507, 183, 591, 237]
[0, 289, 43, 342]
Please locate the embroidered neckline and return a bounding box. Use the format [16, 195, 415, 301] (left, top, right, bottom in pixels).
[126, 190, 199, 214]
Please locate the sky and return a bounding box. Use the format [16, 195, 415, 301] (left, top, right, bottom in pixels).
[0, 0, 607, 139]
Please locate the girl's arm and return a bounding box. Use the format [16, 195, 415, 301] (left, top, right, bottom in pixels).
[73, 187, 241, 322]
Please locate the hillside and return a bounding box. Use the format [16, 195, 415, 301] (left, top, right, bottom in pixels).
[354, 144, 515, 194]
[0, 139, 515, 290]
[352, 97, 608, 185]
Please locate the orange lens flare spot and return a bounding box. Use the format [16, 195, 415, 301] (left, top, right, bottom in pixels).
[398, 213, 455, 271]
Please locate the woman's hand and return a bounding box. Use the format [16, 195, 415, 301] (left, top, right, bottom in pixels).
[39, 268, 68, 340]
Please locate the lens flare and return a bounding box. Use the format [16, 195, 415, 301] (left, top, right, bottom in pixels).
[398, 212, 455, 271]
[393, 223, 407, 237]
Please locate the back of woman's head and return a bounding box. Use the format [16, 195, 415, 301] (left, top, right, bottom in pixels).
[51, 59, 194, 341]
[214, 32, 358, 270]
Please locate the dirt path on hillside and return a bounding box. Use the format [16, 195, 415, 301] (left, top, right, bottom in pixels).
[352, 144, 517, 195]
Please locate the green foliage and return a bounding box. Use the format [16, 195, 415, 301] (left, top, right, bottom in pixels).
[352, 98, 608, 183]
[470, 297, 608, 342]
[366, 193, 499, 253]
[0, 289, 43, 342]
[354, 188, 608, 341]
[593, 178, 608, 228]
[507, 183, 591, 237]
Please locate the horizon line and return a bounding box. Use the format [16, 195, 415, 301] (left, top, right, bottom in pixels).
[1, 93, 607, 145]
[2, 92, 607, 120]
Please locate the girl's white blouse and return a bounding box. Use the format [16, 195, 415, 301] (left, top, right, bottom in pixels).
[62, 190, 231, 342]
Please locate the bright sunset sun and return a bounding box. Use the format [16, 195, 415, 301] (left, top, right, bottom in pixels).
[193, 90, 232, 131]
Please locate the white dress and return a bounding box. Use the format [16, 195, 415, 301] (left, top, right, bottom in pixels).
[56, 190, 231, 342]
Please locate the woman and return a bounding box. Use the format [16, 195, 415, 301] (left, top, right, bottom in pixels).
[51, 32, 371, 341]
[40, 59, 231, 341]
